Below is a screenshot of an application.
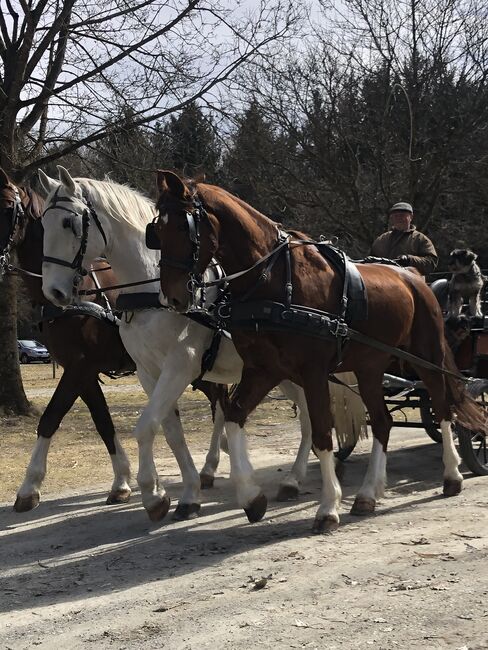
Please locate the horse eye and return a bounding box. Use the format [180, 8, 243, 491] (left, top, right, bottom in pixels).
[62, 216, 72, 229]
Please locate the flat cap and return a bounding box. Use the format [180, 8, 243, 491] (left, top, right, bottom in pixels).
[389, 202, 413, 214]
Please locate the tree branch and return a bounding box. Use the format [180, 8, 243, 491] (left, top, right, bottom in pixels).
[20, 0, 200, 108]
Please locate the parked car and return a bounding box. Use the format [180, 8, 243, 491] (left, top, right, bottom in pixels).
[18, 340, 51, 364]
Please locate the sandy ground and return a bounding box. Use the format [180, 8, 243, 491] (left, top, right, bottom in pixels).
[1, 366, 488, 649]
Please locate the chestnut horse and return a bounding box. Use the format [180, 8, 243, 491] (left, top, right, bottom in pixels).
[153, 170, 484, 533]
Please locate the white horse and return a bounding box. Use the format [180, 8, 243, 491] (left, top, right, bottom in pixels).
[39, 167, 366, 522]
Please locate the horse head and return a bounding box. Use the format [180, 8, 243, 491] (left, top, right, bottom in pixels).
[0, 167, 30, 275]
[40, 166, 108, 307]
[154, 170, 219, 312]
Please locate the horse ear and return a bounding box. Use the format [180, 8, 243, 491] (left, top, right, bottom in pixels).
[0, 168, 9, 187]
[156, 170, 187, 199]
[37, 169, 59, 198]
[57, 165, 76, 193]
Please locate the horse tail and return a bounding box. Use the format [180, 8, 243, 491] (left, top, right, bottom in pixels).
[330, 372, 368, 447]
[443, 343, 486, 432]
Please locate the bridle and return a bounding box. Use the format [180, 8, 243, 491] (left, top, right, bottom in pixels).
[151, 196, 293, 312]
[0, 186, 26, 276]
[42, 187, 108, 287]
[147, 197, 206, 308]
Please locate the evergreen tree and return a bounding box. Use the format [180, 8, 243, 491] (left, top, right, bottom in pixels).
[162, 103, 221, 180]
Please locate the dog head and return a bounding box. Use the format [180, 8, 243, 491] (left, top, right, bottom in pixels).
[448, 248, 478, 274]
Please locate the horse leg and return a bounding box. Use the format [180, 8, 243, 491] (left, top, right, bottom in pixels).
[191, 380, 228, 489]
[302, 371, 342, 534]
[161, 406, 203, 520]
[78, 378, 131, 505]
[199, 401, 225, 489]
[224, 368, 282, 522]
[412, 367, 463, 496]
[276, 381, 311, 501]
[134, 360, 198, 522]
[14, 367, 81, 511]
[351, 370, 391, 515]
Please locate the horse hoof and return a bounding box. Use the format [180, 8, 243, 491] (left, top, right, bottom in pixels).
[106, 489, 131, 505]
[443, 478, 463, 497]
[13, 493, 40, 512]
[200, 473, 214, 490]
[350, 496, 376, 516]
[276, 484, 299, 501]
[147, 496, 171, 522]
[172, 502, 201, 521]
[312, 516, 339, 535]
[244, 493, 267, 523]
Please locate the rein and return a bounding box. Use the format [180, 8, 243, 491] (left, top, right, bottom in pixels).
[156, 197, 469, 384]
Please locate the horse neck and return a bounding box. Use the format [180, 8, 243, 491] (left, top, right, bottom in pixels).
[94, 197, 160, 293]
[204, 189, 280, 279]
[16, 191, 46, 304]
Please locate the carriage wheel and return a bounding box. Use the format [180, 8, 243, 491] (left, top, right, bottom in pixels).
[456, 379, 488, 476]
[419, 398, 443, 444]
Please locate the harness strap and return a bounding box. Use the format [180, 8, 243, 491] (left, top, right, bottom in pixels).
[202, 236, 292, 288]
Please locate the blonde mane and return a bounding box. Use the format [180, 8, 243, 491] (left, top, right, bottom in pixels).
[75, 177, 155, 233]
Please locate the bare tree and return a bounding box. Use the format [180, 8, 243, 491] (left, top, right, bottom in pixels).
[0, 0, 299, 414]
[230, 0, 488, 253]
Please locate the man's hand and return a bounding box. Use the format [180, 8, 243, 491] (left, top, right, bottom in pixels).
[395, 255, 411, 266]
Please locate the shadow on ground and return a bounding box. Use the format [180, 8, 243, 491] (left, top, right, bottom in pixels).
[0, 437, 479, 614]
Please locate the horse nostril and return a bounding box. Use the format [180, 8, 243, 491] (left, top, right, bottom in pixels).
[51, 288, 68, 304]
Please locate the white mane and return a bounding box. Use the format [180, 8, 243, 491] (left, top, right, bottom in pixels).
[75, 177, 155, 233]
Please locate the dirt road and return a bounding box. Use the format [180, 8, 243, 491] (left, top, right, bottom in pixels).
[1, 420, 488, 650]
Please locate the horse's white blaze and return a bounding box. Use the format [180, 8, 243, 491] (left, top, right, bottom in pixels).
[17, 436, 51, 499]
[440, 419, 463, 482]
[109, 436, 132, 495]
[356, 437, 387, 501]
[225, 421, 261, 507]
[314, 448, 341, 521]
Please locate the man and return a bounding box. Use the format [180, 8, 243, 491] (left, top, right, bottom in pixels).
[370, 202, 438, 275]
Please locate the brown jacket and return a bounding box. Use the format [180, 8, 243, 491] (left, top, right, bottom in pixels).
[370, 226, 438, 275]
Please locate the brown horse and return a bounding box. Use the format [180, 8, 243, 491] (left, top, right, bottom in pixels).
[0, 168, 138, 511]
[153, 170, 485, 533]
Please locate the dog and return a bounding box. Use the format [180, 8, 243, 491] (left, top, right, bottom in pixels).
[447, 248, 485, 318]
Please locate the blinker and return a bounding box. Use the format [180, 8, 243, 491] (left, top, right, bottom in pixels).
[145, 222, 160, 250]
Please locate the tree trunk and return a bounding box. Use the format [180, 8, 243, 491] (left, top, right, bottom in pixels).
[0, 275, 32, 415]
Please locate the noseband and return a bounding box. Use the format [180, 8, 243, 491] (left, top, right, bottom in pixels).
[42, 188, 108, 284]
[0, 186, 25, 275]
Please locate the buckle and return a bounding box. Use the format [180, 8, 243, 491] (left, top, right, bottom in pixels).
[331, 319, 348, 338]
